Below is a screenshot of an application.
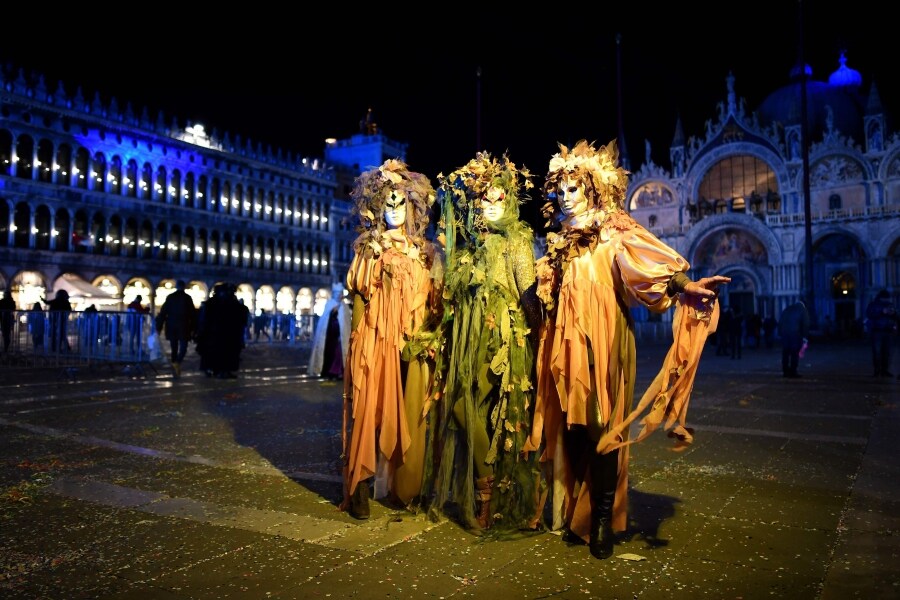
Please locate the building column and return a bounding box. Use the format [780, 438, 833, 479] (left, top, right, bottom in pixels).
[28, 207, 36, 248]
[49, 212, 57, 251]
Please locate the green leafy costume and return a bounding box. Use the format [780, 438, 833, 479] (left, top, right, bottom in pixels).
[425, 152, 545, 535]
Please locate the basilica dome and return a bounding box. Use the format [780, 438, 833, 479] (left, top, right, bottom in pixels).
[755, 55, 866, 143]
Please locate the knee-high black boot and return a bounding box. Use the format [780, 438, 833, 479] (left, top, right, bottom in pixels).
[589, 449, 618, 560]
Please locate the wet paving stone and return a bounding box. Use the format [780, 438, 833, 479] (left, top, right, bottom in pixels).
[143, 534, 354, 599]
[1, 341, 898, 598]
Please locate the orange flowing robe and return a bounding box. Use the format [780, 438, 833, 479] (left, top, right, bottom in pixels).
[527, 214, 719, 541]
[344, 230, 433, 505]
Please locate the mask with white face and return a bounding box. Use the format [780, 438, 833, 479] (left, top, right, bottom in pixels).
[480, 185, 506, 223]
[383, 189, 407, 229]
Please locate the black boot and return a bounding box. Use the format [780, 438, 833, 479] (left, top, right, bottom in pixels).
[589, 496, 615, 559]
[589, 450, 618, 560]
[349, 480, 370, 520]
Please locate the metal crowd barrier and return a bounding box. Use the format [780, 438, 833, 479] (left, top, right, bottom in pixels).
[0, 310, 156, 376]
[0, 309, 318, 378]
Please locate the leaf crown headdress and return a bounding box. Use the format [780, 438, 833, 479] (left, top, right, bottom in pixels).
[542, 139, 630, 223]
[349, 158, 435, 251]
[437, 151, 533, 255]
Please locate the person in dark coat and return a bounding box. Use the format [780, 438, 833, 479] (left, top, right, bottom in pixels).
[763, 315, 777, 349]
[865, 289, 898, 378]
[0, 292, 14, 352]
[155, 280, 197, 378]
[715, 307, 733, 356]
[196, 283, 248, 378]
[126, 295, 149, 354]
[28, 302, 45, 350]
[47, 289, 72, 352]
[778, 301, 809, 378]
[729, 308, 743, 359]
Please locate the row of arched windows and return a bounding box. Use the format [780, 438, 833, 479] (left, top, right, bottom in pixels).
[0, 129, 331, 230]
[0, 199, 332, 274]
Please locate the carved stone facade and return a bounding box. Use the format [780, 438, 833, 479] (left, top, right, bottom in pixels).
[628, 67, 899, 339]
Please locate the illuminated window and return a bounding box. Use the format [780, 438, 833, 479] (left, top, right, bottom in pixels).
[698, 155, 776, 216]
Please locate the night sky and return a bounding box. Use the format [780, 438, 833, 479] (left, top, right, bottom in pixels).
[2, 3, 894, 227]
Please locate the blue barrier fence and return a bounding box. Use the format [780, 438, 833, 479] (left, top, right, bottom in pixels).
[0, 309, 316, 375]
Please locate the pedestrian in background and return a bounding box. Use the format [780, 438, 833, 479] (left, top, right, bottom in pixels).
[778, 301, 809, 378]
[716, 307, 733, 356]
[48, 289, 72, 352]
[747, 313, 762, 348]
[196, 283, 247, 378]
[307, 282, 351, 380]
[0, 292, 14, 352]
[763, 315, 777, 349]
[253, 310, 272, 342]
[155, 280, 197, 378]
[729, 308, 743, 359]
[864, 289, 898, 378]
[28, 302, 45, 351]
[127, 295, 149, 354]
[82, 304, 99, 354]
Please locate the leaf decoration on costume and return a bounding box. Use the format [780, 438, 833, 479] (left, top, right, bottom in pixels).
[606, 210, 637, 231]
[520, 376, 533, 392]
[378, 159, 405, 184]
[542, 139, 630, 223]
[436, 150, 533, 247]
[515, 331, 526, 347]
[534, 255, 557, 310]
[490, 344, 509, 375]
[349, 158, 436, 259]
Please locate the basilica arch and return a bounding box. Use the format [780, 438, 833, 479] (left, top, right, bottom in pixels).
[813, 231, 866, 338]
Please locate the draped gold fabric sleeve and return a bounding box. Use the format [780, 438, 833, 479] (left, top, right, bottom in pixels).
[615, 226, 690, 312]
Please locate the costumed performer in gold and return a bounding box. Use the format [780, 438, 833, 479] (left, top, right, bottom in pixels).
[525, 139, 729, 558]
[341, 159, 440, 519]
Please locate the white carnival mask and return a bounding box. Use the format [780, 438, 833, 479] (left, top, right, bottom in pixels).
[480, 185, 506, 223]
[384, 189, 407, 228]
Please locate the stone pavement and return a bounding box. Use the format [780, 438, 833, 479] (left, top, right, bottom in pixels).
[0, 337, 898, 599]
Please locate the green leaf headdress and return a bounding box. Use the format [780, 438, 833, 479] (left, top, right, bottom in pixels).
[436, 151, 533, 257]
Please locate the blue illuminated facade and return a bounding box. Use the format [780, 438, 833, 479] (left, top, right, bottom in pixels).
[0, 63, 394, 317]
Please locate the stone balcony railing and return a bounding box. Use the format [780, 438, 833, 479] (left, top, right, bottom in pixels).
[645, 203, 900, 237]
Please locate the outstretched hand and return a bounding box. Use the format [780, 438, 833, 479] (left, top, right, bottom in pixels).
[683, 275, 731, 299]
